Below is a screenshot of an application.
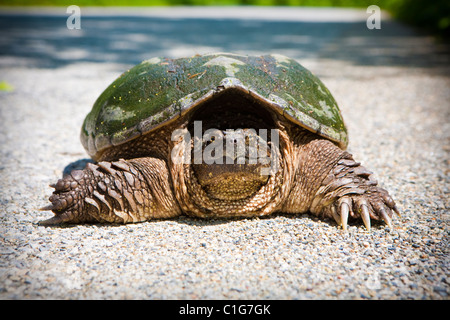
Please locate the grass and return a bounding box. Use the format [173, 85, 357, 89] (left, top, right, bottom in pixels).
[0, 81, 14, 92]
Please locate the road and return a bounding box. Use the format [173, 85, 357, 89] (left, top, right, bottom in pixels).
[0, 6, 449, 300]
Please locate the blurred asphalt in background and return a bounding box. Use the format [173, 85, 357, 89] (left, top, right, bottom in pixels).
[1, 6, 448, 69]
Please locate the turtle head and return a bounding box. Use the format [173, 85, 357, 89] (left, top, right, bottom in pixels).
[188, 90, 278, 201]
[192, 128, 273, 200]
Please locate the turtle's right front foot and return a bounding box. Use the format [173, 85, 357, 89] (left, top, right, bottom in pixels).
[40, 158, 180, 225]
[40, 162, 105, 225]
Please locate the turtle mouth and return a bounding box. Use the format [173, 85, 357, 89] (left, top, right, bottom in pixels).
[188, 89, 278, 200]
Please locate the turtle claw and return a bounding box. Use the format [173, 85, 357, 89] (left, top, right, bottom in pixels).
[338, 198, 350, 231]
[331, 206, 341, 226]
[360, 204, 371, 232]
[38, 213, 72, 226]
[39, 204, 56, 211]
[380, 207, 393, 229]
[393, 205, 401, 218]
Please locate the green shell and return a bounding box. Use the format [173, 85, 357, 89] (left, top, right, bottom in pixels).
[81, 53, 347, 158]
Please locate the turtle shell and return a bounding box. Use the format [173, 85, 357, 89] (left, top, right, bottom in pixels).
[81, 53, 348, 159]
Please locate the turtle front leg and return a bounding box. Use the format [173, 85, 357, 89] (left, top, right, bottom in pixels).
[40, 157, 181, 225]
[309, 152, 400, 231]
[283, 139, 399, 231]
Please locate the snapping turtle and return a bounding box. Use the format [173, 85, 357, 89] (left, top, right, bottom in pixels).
[41, 53, 399, 230]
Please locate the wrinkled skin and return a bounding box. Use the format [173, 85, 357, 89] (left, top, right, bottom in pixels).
[41, 90, 399, 231]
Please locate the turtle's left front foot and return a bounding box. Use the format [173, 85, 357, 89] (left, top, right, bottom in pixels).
[311, 153, 400, 231]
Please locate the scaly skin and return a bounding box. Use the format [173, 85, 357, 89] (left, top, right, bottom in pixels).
[41, 124, 399, 230]
[281, 135, 399, 231]
[40, 158, 181, 225]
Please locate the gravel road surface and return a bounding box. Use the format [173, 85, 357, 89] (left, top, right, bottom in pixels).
[0, 7, 449, 299]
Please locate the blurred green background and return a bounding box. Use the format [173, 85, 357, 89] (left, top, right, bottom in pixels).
[0, 0, 449, 37]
